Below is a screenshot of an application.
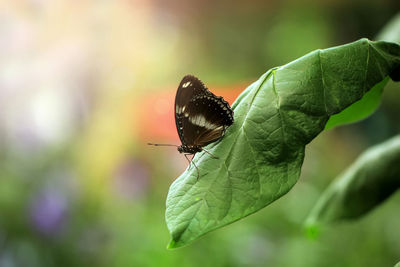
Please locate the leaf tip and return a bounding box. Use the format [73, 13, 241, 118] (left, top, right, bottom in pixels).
[167, 239, 184, 250]
[167, 239, 176, 249]
[304, 222, 320, 240]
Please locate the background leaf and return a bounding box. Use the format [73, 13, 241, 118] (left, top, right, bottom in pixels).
[305, 135, 400, 227]
[166, 39, 400, 248]
[376, 13, 400, 43]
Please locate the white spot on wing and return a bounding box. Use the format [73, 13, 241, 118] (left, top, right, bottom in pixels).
[176, 105, 184, 114]
[204, 121, 218, 130]
[182, 81, 191, 88]
[189, 114, 219, 130]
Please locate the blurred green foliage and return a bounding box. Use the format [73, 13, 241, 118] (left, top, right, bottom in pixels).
[306, 135, 400, 227]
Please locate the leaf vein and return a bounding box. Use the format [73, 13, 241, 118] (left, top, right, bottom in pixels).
[364, 42, 370, 94]
[271, 70, 287, 146]
[318, 49, 328, 114]
[242, 128, 262, 203]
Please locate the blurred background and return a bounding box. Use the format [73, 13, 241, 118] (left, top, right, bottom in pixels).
[0, 0, 399, 266]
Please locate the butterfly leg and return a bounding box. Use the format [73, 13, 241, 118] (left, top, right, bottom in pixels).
[202, 149, 219, 159]
[184, 153, 199, 179]
[184, 153, 192, 168]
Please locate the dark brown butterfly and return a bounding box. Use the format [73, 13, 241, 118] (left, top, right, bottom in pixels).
[148, 75, 234, 177]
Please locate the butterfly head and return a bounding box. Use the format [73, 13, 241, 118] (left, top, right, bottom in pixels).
[177, 145, 202, 154]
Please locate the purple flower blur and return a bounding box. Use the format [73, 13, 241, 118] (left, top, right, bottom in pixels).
[113, 158, 150, 200]
[29, 187, 68, 237]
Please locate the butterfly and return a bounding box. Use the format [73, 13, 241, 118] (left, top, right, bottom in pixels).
[148, 75, 234, 177]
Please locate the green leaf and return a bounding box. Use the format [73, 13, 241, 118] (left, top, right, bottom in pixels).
[305, 135, 400, 228]
[324, 13, 400, 130]
[324, 77, 387, 130]
[166, 39, 400, 248]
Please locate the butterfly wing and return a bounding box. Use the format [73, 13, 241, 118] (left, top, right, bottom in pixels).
[175, 75, 209, 146]
[175, 75, 233, 148]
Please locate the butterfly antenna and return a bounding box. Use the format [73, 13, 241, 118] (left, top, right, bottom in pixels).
[147, 143, 179, 147]
[202, 149, 219, 159]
